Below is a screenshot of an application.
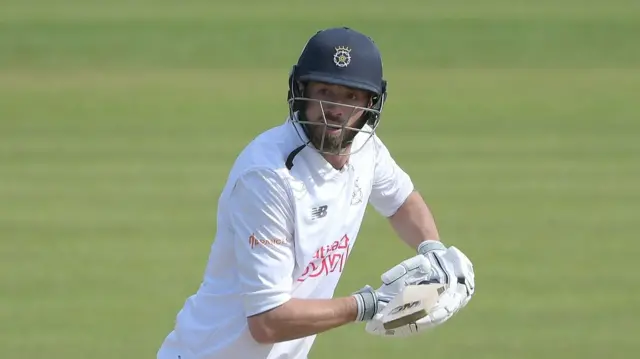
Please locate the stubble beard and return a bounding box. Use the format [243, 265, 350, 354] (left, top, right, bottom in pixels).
[303, 110, 366, 154]
[308, 125, 359, 154]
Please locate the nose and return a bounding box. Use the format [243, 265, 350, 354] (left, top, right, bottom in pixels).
[324, 106, 343, 119]
[322, 101, 346, 120]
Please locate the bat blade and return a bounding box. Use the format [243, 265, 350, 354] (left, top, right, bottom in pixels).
[380, 284, 445, 330]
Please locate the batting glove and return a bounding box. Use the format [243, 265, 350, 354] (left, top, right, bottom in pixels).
[353, 254, 437, 322]
[418, 240, 475, 308]
[365, 242, 476, 337]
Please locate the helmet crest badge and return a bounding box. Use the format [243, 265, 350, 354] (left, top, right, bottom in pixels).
[333, 46, 351, 68]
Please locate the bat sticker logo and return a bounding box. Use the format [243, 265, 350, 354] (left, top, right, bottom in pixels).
[388, 300, 420, 315]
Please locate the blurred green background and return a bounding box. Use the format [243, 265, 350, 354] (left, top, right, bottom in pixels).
[1, 0, 639, 358]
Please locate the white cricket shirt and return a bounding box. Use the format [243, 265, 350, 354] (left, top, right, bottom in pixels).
[157, 117, 414, 359]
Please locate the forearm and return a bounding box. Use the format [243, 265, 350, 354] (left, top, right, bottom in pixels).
[388, 191, 440, 250]
[248, 296, 358, 344]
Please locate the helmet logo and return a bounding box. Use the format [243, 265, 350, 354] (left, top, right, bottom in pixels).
[333, 46, 351, 68]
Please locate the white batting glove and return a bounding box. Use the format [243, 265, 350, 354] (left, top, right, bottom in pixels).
[376, 254, 440, 303]
[353, 254, 437, 322]
[418, 241, 475, 307]
[365, 243, 475, 337]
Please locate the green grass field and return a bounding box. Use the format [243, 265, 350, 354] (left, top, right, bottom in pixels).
[1, 0, 639, 358]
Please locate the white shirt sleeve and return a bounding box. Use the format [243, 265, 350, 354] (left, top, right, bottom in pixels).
[368, 135, 415, 217]
[228, 168, 296, 317]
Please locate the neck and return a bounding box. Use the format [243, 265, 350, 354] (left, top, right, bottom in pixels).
[322, 153, 350, 170]
[321, 142, 354, 170]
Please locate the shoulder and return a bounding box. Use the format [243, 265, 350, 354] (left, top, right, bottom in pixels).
[350, 125, 389, 163]
[233, 123, 301, 172]
[232, 167, 291, 199]
[223, 123, 307, 209]
[370, 129, 390, 152]
[228, 167, 295, 227]
[224, 122, 302, 188]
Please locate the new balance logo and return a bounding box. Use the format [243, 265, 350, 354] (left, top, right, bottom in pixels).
[311, 205, 328, 219]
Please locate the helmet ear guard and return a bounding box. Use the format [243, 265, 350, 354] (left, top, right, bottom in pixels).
[364, 79, 387, 128]
[287, 65, 305, 113]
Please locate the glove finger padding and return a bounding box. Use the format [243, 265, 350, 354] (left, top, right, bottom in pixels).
[376, 255, 436, 303]
[441, 246, 475, 302]
[380, 255, 432, 285]
[422, 281, 466, 325]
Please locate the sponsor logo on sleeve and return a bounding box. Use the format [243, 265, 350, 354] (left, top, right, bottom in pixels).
[249, 233, 287, 249]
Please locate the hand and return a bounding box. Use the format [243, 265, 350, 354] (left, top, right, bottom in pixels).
[376, 254, 440, 303]
[353, 254, 437, 322]
[365, 243, 476, 337]
[418, 241, 475, 307]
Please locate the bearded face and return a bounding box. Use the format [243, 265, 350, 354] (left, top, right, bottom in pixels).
[302, 82, 372, 154]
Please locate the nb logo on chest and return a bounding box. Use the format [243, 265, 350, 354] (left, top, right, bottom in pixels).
[310, 205, 328, 219]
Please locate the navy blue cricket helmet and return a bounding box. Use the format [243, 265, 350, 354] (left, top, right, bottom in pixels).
[287, 27, 388, 156]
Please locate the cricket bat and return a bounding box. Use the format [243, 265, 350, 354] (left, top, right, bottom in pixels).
[380, 283, 446, 330]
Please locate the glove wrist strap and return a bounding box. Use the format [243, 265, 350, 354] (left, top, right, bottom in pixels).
[417, 240, 446, 255]
[352, 289, 378, 322]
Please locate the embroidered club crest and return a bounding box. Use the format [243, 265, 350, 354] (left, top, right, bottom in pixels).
[351, 178, 363, 205]
[333, 46, 351, 68]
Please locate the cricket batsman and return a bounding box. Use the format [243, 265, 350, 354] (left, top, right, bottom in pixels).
[157, 26, 476, 359]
